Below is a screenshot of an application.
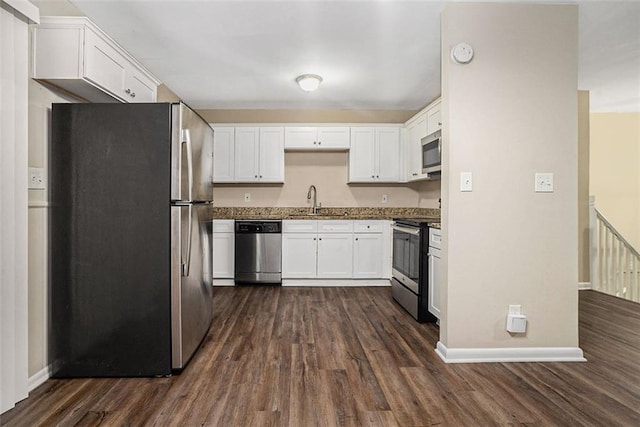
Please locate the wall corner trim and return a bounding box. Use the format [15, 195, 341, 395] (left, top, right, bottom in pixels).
[578, 282, 592, 290]
[28, 365, 51, 392]
[435, 342, 586, 363]
[28, 201, 50, 208]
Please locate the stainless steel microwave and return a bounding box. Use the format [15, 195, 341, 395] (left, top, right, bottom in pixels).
[421, 130, 441, 174]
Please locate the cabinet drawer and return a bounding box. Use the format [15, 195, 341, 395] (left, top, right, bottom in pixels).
[353, 220, 383, 233]
[429, 227, 442, 250]
[212, 219, 234, 233]
[283, 220, 318, 233]
[318, 220, 353, 233]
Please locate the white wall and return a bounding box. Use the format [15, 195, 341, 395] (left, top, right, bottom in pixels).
[439, 3, 581, 360]
[1, 0, 37, 413]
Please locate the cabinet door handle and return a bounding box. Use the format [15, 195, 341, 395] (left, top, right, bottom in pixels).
[318, 141, 322, 145]
[259, 175, 263, 178]
[438, 122, 442, 126]
[313, 141, 317, 145]
[355, 238, 358, 241]
[412, 173, 418, 176]
[376, 175, 379, 178]
[313, 238, 316, 240]
[254, 175, 258, 178]
[131, 92, 136, 98]
[371, 175, 375, 178]
[125, 88, 131, 94]
[319, 238, 322, 240]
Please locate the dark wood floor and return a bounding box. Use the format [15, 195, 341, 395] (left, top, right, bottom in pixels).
[2, 288, 639, 426]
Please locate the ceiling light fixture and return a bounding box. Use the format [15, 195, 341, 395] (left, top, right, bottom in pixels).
[296, 74, 323, 92]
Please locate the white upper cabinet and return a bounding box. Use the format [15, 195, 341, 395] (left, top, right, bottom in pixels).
[284, 126, 350, 150]
[405, 112, 428, 181]
[349, 127, 402, 183]
[258, 128, 285, 182]
[212, 127, 235, 182]
[376, 127, 402, 181]
[426, 100, 442, 136]
[234, 128, 260, 182]
[32, 17, 159, 103]
[404, 97, 442, 182]
[234, 127, 284, 183]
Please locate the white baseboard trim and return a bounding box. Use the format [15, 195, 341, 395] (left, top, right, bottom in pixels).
[282, 279, 391, 287]
[578, 282, 592, 290]
[435, 341, 586, 363]
[212, 279, 235, 286]
[28, 365, 51, 391]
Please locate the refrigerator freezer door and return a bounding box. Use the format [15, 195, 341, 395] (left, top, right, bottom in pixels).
[171, 103, 214, 202]
[171, 203, 213, 369]
[49, 103, 173, 377]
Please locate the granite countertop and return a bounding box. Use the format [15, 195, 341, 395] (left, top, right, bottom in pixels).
[209, 206, 440, 223]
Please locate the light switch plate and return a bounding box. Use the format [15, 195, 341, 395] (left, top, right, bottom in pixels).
[28, 167, 46, 189]
[535, 173, 553, 192]
[460, 172, 473, 192]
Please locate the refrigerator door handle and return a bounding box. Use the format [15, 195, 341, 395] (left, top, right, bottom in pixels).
[182, 129, 194, 202]
[182, 204, 193, 277]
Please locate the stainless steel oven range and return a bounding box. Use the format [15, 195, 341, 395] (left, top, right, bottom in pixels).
[391, 218, 438, 322]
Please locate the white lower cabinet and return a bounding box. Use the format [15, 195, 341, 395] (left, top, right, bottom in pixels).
[282, 219, 386, 282]
[427, 228, 442, 319]
[353, 233, 383, 278]
[212, 220, 235, 279]
[317, 233, 353, 278]
[281, 233, 317, 278]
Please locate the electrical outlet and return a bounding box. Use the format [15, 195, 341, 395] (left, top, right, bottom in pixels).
[535, 173, 554, 192]
[381, 194, 388, 204]
[28, 167, 46, 189]
[244, 193, 251, 203]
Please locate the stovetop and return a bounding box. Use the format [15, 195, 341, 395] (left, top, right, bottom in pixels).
[393, 217, 440, 228]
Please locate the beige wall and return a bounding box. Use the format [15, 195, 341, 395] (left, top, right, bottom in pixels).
[578, 91, 590, 283]
[27, 80, 76, 376]
[157, 84, 181, 103]
[214, 152, 441, 208]
[209, 109, 440, 208]
[590, 112, 640, 250]
[441, 4, 579, 350]
[200, 109, 417, 124]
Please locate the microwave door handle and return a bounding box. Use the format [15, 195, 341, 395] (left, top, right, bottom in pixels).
[391, 224, 421, 235]
[438, 138, 442, 156]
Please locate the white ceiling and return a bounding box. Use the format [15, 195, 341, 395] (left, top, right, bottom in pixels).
[62, 0, 640, 112]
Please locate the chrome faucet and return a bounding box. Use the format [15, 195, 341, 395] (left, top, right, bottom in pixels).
[307, 185, 319, 214]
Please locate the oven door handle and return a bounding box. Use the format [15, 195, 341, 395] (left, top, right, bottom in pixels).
[391, 224, 421, 235]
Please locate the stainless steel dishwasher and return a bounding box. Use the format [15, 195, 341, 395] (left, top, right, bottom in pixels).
[234, 220, 282, 284]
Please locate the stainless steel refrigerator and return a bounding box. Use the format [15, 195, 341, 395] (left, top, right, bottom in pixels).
[49, 102, 214, 376]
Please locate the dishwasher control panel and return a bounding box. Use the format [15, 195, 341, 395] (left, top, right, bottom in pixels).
[235, 220, 282, 233]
